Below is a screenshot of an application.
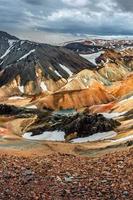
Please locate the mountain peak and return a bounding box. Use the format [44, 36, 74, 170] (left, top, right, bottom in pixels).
[0, 30, 19, 40]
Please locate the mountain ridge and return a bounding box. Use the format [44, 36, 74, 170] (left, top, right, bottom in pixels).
[0, 31, 97, 95]
[0, 31, 132, 112]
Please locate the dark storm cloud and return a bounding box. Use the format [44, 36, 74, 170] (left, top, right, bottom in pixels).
[23, 0, 65, 9]
[23, 0, 44, 5]
[0, 0, 133, 42]
[114, 0, 133, 12]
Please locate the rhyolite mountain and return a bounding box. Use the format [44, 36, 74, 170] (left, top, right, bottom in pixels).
[0, 32, 132, 142]
[0, 31, 132, 111]
[64, 39, 133, 54]
[0, 31, 96, 96]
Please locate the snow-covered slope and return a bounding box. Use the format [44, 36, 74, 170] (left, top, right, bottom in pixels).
[80, 51, 104, 65]
[0, 31, 96, 95]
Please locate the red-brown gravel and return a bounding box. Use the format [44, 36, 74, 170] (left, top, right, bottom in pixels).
[0, 148, 133, 200]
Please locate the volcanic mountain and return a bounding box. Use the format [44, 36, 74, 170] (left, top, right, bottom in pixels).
[79, 49, 131, 82]
[0, 31, 132, 145]
[64, 39, 133, 54]
[0, 31, 132, 112]
[110, 73, 133, 99]
[36, 78, 115, 110]
[0, 31, 19, 57]
[0, 31, 95, 96]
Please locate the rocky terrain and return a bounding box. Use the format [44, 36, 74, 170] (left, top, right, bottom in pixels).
[0, 31, 133, 200]
[0, 147, 133, 200]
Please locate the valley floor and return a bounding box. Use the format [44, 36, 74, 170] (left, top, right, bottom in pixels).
[0, 139, 133, 200]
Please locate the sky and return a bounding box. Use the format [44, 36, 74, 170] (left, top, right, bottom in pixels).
[0, 0, 133, 44]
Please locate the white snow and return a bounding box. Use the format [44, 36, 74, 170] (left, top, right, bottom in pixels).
[26, 105, 37, 109]
[80, 51, 104, 65]
[20, 41, 25, 45]
[59, 64, 73, 76]
[40, 82, 48, 91]
[83, 78, 88, 83]
[0, 61, 4, 65]
[18, 86, 24, 93]
[119, 96, 133, 104]
[8, 39, 16, 47]
[8, 96, 25, 100]
[0, 40, 17, 59]
[54, 70, 62, 77]
[71, 131, 117, 143]
[18, 49, 35, 61]
[23, 131, 65, 141]
[102, 112, 126, 119]
[121, 46, 133, 51]
[23, 130, 117, 143]
[112, 135, 133, 143]
[0, 45, 13, 59]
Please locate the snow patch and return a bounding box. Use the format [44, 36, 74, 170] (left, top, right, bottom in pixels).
[23, 131, 65, 141]
[0, 45, 13, 59]
[26, 105, 37, 109]
[71, 131, 117, 143]
[0, 60, 4, 65]
[59, 64, 73, 76]
[54, 70, 62, 78]
[83, 78, 88, 83]
[23, 130, 117, 143]
[121, 46, 133, 51]
[80, 51, 104, 65]
[9, 96, 25, 100]
[112, 135, 133, 143]
[102, 112, 126, 119]
[18, 86, 24, 93]
[8, 39, 16, 47]
[20, 41, 25, 45]
[40, 82, 48, 91]
[119, 96, 133, 104]
[18, 49, 35, 61]
[1, 39, 17, 59]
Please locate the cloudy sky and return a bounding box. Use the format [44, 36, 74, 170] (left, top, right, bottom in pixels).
[0, 0, 133, 43]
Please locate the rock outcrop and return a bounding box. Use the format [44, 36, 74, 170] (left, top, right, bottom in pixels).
[28, 112, 120, 141]
[0, 104, 120, 141]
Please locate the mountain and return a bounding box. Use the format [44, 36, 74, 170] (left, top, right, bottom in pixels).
[0, 31, 132, 144]
[36, 78, 115, 110]
[0, 31, 18, 58]
[0, 32, 132, 98]
[97, 49, 130, 82]
[110, 74, 133, 99]
[0, 31, 96, 96]
[0, 31, 132, 111]
[0, 31, 18, 40]
[64, 39, 133, 54]
[64, 41, 106, 54]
